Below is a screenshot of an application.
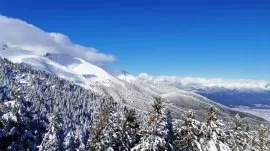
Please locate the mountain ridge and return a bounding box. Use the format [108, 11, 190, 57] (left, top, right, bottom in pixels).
[0, 43, 266, 124]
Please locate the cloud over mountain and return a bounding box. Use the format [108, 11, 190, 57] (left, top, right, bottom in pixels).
[138, 73, 270, 91]
[0, 15, 116, 64]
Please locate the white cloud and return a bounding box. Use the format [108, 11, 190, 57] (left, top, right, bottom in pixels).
[0, 15, 116, 64]
[138, 73, 270, 91]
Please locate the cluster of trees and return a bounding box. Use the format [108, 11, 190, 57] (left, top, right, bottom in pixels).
[0, 57, 107, 150]
[0, 57, 270, 151]
[85, 98, 270, 151]
[0, 90, 46, 150]
[1, 94, 270, 151]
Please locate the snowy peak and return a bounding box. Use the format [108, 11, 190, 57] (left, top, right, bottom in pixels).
[45, 52, 122, 84]
[0, 14, 115, 64]
[117, 70, 138, 83]
[45, 53, 81, 67]
[0, 43, 124, 88]
[0, 44, 92, 88]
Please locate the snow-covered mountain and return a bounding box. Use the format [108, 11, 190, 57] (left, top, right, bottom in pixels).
[1, 15, 270, 151]
[138, 73, 270, 108]
[0, 52, 268, 151]
[0, 13, 266, 121]
[0, 43, 246, 121]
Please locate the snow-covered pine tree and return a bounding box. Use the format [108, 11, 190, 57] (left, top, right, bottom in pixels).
[108, 103, 127, 151]
[63, 131, 80, 151]
[265, 127, 270, 151]
[175, 110, 203, 151]
[0, 89, 45, 150]
[202, 106, 230, 151]
[39, 112, 65, 151]
[225, 114, 251, 151]
[250, 124, 269, 151]
[77, 130, 88, 151]
[132, 97, 174, 151]
[165, 110, 177, 150]
[87, 98, 113, 151]
[87, 97, 126, 151]
[121, 108, 141, 150]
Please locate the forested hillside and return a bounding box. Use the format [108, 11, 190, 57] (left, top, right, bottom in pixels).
[0, 57, 119, 149]
[0, 58, 270, 150]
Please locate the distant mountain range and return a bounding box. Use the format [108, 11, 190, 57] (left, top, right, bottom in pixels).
[138, 73, 270, 109]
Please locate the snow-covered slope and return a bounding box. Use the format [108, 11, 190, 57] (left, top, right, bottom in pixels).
[45, 53, 124, 87]
[0, 44, 90, 88]
[1, 58, 267, 151]
[1, 43, 263, 122]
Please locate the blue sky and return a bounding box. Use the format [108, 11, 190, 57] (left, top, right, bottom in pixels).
[0, 0, 270, 80]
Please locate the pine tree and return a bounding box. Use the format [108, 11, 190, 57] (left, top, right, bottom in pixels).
[78, 131, 87, 151]
[121, 108, 141, 150]
[202, 106, 230, 151]
[165, 110, 176, 149]
[39, 112, 65, 151]
[132, 97, 174, 151]
[87, 98, 120, 151]
[257, 125, 269, 151]
[109, 105, 126, 151]
[226, 114, 251, 151]
[175, 110, 203, 151]
[152, 97, 163, 115]
[64, 131, 80, 151]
